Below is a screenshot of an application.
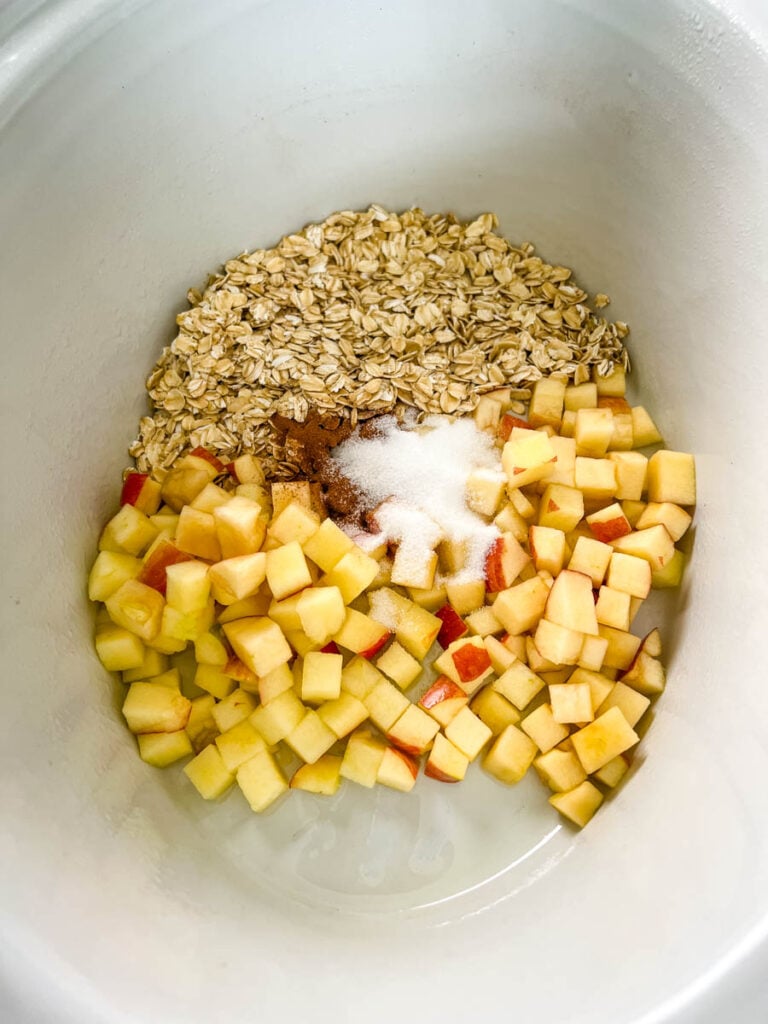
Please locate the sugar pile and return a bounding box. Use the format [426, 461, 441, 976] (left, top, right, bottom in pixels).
[331, 415, 502, 582]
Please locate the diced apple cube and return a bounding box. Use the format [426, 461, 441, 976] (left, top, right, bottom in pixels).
[466, 468, 507, 516]
[390, 544, 438, 591]
[105, 579, 165, 643]
[209, 553, 267, 605]
[611, 525, 675, 572]
[597, 681, 650, 728]
[376, 747, 419, 792]
[575, 407, 614, 457]
[407, 582, 448, 611]
[594, 586, 632, 631]
[94, 623, 145, 672]
[122, 682, 191, 734]
[502, 430, 557, 489]
[586, 502, 631, 543]
[609, 411, 634, 451]
[120, 472, 162, 515]
[302, 518, 354, 571]
[437, 537, 468, 574]
[285, 710, 337, 764]
[528, 377, 566, 429]
[594, 753, 630, 788]
[550, 682, 593, 725]
[88, 551, 142, 602]
[99, 503, 159, 556]
[493, 661, 546, 711]
[483, 724, 537, 784]
[444, 706, 493, 760]
[227, 453, 265, 486]
[387, 704, 440, 755]
[567, 536, 612, 587]
[470, 686, 520, 735]
[534, 748, 587, 792]
[267, 592, 304, 632]
[492, 575, 550, 635]
[212, 496, 267, 558]
[435, 605, 469, 648]
[607, 552, 652, 599]
[368, 588, 442, 660]
[425, 734, 469, 782]
[237, 750, 288, 812]
[376, 641, 421, 690]
[164, 559, 210, 614]
[333, 607, 390, 657]
[631, 406, 663, 447]
[338, 657, 383, 702]
[493, 502, 529, 542]
[290, 754, 343, 795]
[593, 364, 626, 396]
[520, 702, 569, 752]
[295, 586, 346, 644]
[184, 695, 219, 752]
[474, 395, 503, 431]
[621, 500, 647, 528]
[223, 617, 292, 678]
[322, 547, 379, 603]
[433, 636, 493, 693]
[253, 663, 291, 703]
[214, 720, 267, 772]
[533, 618, 584, 665]
[564, 382, 598, 410]
[607, 451, 648, 501]
[484, 533, 531, 592]
[571, 706, 639, 773]
[184, 745, 234, 799]
[190, 482, 231, 514]
[444, 579, 486, 616]
[598, 625, 642, 671]
[317, 692, 368, 738]
[636, 501, 692, 541]
[122, 648, 169, 682]
[549, 780, 603, 827]
[529, 525, 566, 575]
[270, 501, 321, 546]
[265, 541, 312, 601]
[339, 728, 387, 787]
[545, 569, 598, 635]
[250, 689, 305, 745]
[574, 457, 617, 502]
[211, 688, 257, 733]
[363, 680, 411, 732]
[160, 466, 212, 512]
[483, 635, 517, 673]
[137, 729, 193, 768]
[621, 649, 667, 697]
[192, 663, 234, 699]
[578, 634, 608, 672]
[538, 483, 584, 532]
[464, 605, 504, 638]
[301, 651, 343, 703]
[652, 548, 685, 588]
[418, 677, 469, 727]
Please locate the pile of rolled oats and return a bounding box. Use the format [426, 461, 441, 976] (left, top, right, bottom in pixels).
[131, 206, 629, 480]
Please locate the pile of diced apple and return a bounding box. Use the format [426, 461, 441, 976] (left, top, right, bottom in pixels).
[89, 361, 695, 829]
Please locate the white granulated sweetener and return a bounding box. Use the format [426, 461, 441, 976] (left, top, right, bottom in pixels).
[332, 415, 502, 582]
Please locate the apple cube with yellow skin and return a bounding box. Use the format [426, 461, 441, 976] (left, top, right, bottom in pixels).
[574, 407, 614, 457]
[285, 710, 337, 764]
[105, 579, 165, 643]
[493, 661, 546, 711]
[322, 547, 380, 603]
[296, 586, 346, 645]
[301, 651, 343, 704]
[425, 734, 469, 782]
[376, 641, 421, 690]
[209, 553, 267, 605]
[318, 692, 369, 738]
[567, 536, 612, 587]
[257, 663, 293, 704]
[223, 617, 292, 677]
[574, 457, 617, 502]
[364, 680, 411, 732]
[340, 728, 387, 787]
[594, 753, 630, 788]
[466, 468, 507, 517]
[492, 575, 550, 635]
[122, 647, 169, 682]
[586, 502, 631, 543]
[549, 780, 603, 828]
[444, 706, 493, 761]
[194, 663, 236, 700]
[211, 689, 258, 733]
[607, 551, 652, 599]
[528, 377, 566, 429]
[99, 503, 159, 556]
[160, 465, 212, 512]
[630, 406, 663, 447]
[533, 618, 584, 666]
[594, 586, 632, 631]
[502, 430, 556, 489]
[137, 730, 193, 768]
[636, 501, 692, 541]
[236, 750, 288, 812]
[88, 551, 142, 602]
[538, 483, 584, 532]
[534, 748, 587, 793]
[408, 582, 448, 611]
[520, 703, 569, 753]
[269, 501, 321, 546]
[545, 570, 599, 636]
[250, 690, 305, 745]
[571, 706, 639, 774]
[529, 525, 566, 576]
[212, 496, 267, 558]
[184, 745, 234, 799]
[483, 724, 537, 784]
[302, 518, 354, 571]
[470, 686, 520, 735]
[333, 607, 390, 657]
[122, 682, 191, 734]
[95, 624, 145, 672]
[608, 450, 648, 501]
[193, 630, 228, 666]
[190, 482, 231, 514]
[597, 681, 650, 728]
[464, 606, 504, 638]
[341, 657, 385, 700]
[444, 578, 486, 616]
[185, 695, 219, 752]
[214, 720, 267, 772]
[376, 747, 419, 792]
[291, 754, 343, 795]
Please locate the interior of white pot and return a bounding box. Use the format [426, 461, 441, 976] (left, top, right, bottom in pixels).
[1, 1, 767, 1022]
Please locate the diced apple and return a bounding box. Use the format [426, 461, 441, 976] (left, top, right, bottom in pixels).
[120, 472, 162, 515]
[578, 633, 608, 672]
[642, 627, 663, 658]
[538, 483, 584, 532]
[520, 703, 569, 753]
[534, 748, 587, 792]
[407, 582, 448, 611]
[597, 681, 650, 728]
[190, 482, 231, 514]
[466, 468, 507, 517]
[474, 395, 503, 431]
[498, 414, 531, 441]
[227, 453, 265, 486]
[598, 625, 642, 671]
[184, 745, 234, 799]
[339, 728, 387, 787]
[621, 649, 667, 696]
[271, 480, 319, 517]
[435, 604, 469, 648]
[438, 707, 490, 761]
[192, 663, 234, 699]
[137, 539, 194, 594]
[418, 677, 469, 728]
[341, 656, 385, 700]
[483, 635, 515, 673]
[285, 709, 337, 764]
[525, 635, 561, 673]
[301, 651, 343, 703]
[165, 559, 210, 614]
[292, 586, 345, 645]
[652, 548, 685, 588]
[160, 466, 212, 512]
[137, 729, 193, 768]
[122, 648, 169, 683]
[437, 537, 468, 574]
[491, 575, 549, 636]
[209, 553, 267, 606]
[611, 525, 675, 572]
[88, 551, 142, 603]
[175, 506, 221, 562]
[533, 618, 584, 666]
[160, 600, 214, 642]
[574, 407, 613, 457]
[122, 682, 191, 734]
[528, 377, 566, 429]
[594, 586, 631, 631]
[502, 430, 557, 489]
[317, 692, 369, 738]
[250, 689, 305, 745]
[94, 623, 145, 672]
[444, 579, 487, 616]
[574, 457, 617, 502]
[608, 451, 648, 501]
[493, 502, 529, 543]
[222, 616, 292, 677]
[265, 541, 312, 601]
[368, 588, 442, 660]
[333, 607, 390, 657]
[99, 503, 159, 556]
[210, 689, 257, 733]
[593, 364, 626, 396]
[564, 382, 598, 411]
[363, 680, 411, 732]
[387, 704, 440, 755]
[586, 502, 631, 543]
[631, 406, 663, 447]
[527, 524, 565, 576]
[545, 570, 598, 635]
[464, 605, 504, 638]
[470, 686, 520, 735]
[550, 682, 594, 724]
[425, 733, 469, 782]
[571, 706, 639, 773]
[376, 641, 421, 690]
[493, 661, 546, 711]
[391, 543, 438, 590]
[559, 410, 576, 437]
[211, 496, 267, 558]
[636, 501, 692, 542]
[594, 753, 630, 788]
[270, 501, 321, 546]
[267, 592, 304, 632]
[607, 551, 652, 599]
[322, 547, 379, 603]
[483, 724, 537, 784]
[376, 747, 419, 792]
[291, 754, 343, 795]
[302, 518, 354, 571]
[549, 780, 603, 827]
[237, 750, 288, 812]
[434, 636, 493, 693]
[105, 578, 165, 643]
[214, 719, 267, 772]
[183, 694, 218, 752]
[567, 536, 612, 587]
[609, 411, 634, 451]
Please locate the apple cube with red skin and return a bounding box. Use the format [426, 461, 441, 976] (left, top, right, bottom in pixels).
[250, 690, 305, 745]
[209, 553, 267, 605]
[291, 754, 343, 795]
[444, 707, 493, 761]
[214, 720, 267, 772]
[339, 728, 387, 787]
[120, 472, 162, 516]
[484, 533, 531, 592]
[571, 706, 639, 774]
[387, 704, 440, 755]
[435, 605, 469, 648]
[492, 575, 550, 635]
[322, 547, 379, 603]
[498, 414, 530, 441]
[137, 539, 194, 594]
[377, 747, 419, 792]
[493, 661, 546, 711]
[419, 677, 469, 728]
[222, 617, 292, 677]
[122, 682, 191, 734]
[502, 430, 557, 489]
[184, 745, 234, 800]
[301, 651, 343, 703]
[528, 377, 566, 429]
[529, 525, 566, 576]
[549, 780, 604, 828]
[520, 703, 569, 753]
[364, 680, 411, 732]
[425, 734, 469, 782]
[99, 503, 159, 557]
[376, 642, 422, 690]
[183, 448, 225, 475]
[483, 724, 537, 784]
[538, 483, 584, 532]
[433, 637, 493, 693]
[318, 692, 369, 738]
[586, 503, 631, 543]
[470, 686, 520, 735]
[237, 750, 288, 812]
[545, 570, 599, 635]
[647, 450, 696, 505]
[610, 525, 675, 572]
[333, 607, 390, 657]
[534, 748, 587, 792]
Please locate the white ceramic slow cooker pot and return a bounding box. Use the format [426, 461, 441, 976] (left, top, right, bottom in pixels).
[1, 2, 767, 1022]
